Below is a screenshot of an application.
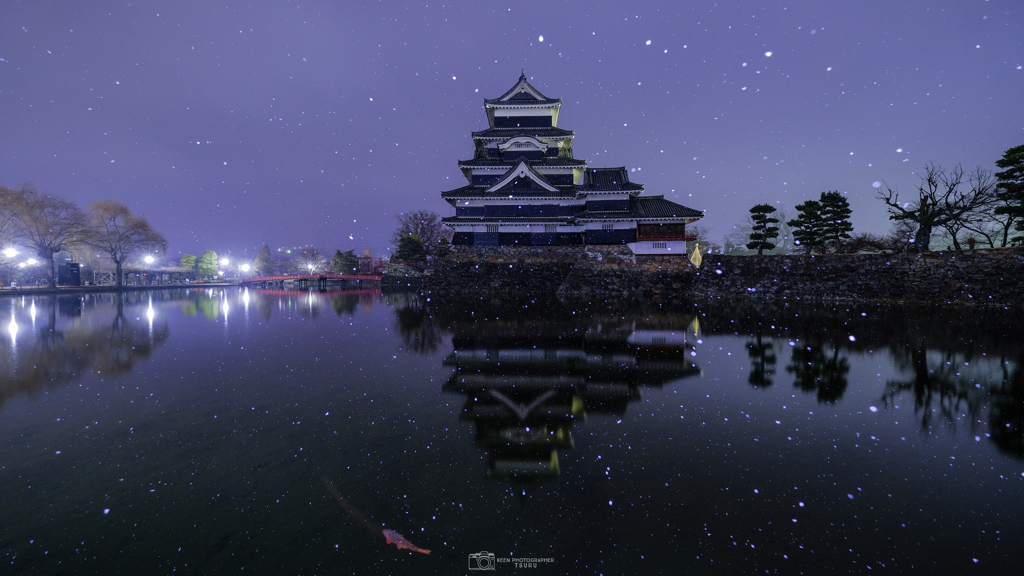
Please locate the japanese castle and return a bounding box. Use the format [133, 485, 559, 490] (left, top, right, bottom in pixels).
[441, 73, 704, 254]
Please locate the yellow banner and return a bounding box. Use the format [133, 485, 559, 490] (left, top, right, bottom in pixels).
[690, 243, 702, 268]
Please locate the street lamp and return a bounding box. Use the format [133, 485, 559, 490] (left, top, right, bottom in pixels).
[144, 255, 155, 264]
[2, 248, 16, 259]
[220, 258, 230, 266]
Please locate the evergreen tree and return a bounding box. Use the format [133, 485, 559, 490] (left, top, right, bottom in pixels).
[180, 254, 197, 272]
[328, 249, 357, 274]
[395, 234, 427, 264]
[745, 204, 780, 255]
[819, 191, 854, 252]
[197, 250, 218, 278]
[788, 200, 826, 253]
[435, 237, 451, 259]
[253, 244, 275, 276]
[994, 144, 1024, 245]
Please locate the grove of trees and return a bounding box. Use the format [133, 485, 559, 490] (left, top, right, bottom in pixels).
[0, 184, 166, 287]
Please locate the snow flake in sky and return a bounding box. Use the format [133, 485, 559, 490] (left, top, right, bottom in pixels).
[645, 40, 651, 46]
[848, 335, 856, 341]
[869, 406, 878, 412]
[103, 509, 110, 514]
[349, 235, 354, 240]
[896, 148, 903, 153]
[872, 181, 882, 188]
[452, 76, 456, 80]
[826, 67, 832, 71]
[538, 35, 544, 42]
[764, 51, 772, 57]
[742, 62, 747, 67]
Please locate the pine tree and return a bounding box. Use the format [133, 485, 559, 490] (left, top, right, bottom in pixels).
[746, 204, 780, 256]
[788, 200, 825, 253]
[253, 244, 275, 276]
[994, 144, 1024, 245]
[329, 250, 346, 273]
[819, 191, 854, 252]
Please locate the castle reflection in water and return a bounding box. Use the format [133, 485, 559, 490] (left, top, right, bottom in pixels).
[440, 303, 701, 486]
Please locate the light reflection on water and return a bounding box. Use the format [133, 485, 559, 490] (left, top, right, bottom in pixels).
[0, 288, 1021, 574]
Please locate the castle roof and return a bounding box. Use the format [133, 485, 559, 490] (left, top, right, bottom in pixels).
[575, 196, 704, 222]
[484, 72, 561, 107]
[577, 167, 645, 193]
[471, 127, 575, 140]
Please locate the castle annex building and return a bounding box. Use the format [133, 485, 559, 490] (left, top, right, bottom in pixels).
[441, 73, 704, 254]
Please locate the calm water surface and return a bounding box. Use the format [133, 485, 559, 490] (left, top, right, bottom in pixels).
[1, 288, 1022, 575]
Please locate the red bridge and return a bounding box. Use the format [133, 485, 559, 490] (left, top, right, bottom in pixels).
[239, 273, 382, 286]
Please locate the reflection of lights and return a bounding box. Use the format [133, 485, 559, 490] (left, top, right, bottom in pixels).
[29, 301, 36, 322]
[146, 301, 155, 323]
[7, 316, 17, 342]
[242, 288, 250, 308]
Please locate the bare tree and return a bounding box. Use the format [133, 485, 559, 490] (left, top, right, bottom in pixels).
[0, 185, 88, 288]
[877, 163, 996, 252]
[391, 211, 453, 257]
[83, 200, 167, 287]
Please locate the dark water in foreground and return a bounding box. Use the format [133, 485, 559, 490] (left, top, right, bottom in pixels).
[1, 288, 1022, 575]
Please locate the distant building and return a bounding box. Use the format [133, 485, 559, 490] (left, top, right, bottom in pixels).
[441, 73, 704, 254]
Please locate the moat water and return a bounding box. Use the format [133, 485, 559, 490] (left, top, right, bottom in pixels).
[1, 288, 1022, 574]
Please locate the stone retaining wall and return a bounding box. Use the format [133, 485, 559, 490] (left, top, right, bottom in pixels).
[425, 245, 1024, 306]
[690, 248, 1024, 305]
[426, 245, 696, 297]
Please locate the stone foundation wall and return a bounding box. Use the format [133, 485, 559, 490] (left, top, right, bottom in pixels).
[690, 248, 1024, 305]
[426, 245, 1024, 305]
[426, 245, 696, 297]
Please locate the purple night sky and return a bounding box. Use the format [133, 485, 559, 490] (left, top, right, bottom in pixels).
[1, 1, 1021, 260]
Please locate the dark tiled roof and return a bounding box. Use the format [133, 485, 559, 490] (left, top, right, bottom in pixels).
[484, 72, 561, 106]
[439, 184, 477, 197]
[458, 157, 587, 168]
[578, 167, 644, 192]
[630, 196, 704, 219]
[442, 216, 573, 224]
[471, 127, 575, 139]
[441, 186, 576, 199]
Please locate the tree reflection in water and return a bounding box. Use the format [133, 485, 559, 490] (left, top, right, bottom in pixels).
[746, 330, 776, 388]
[388, 292, 445, 354]
[0, 293, 169, 409]
[787, 343, 850, 403]
[696, 299, 1024, 460]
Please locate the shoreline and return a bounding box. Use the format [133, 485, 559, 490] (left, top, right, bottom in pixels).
[0, 282, 239, 296]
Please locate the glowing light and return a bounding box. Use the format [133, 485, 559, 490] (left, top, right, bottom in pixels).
[240, 264, 251, 272]
[144, 255, 155, 264]
[7, 316, 17, 342]
[2, 248, 16, 258]
[26, 258, 37, 265]
[220, 258, 229, 266]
